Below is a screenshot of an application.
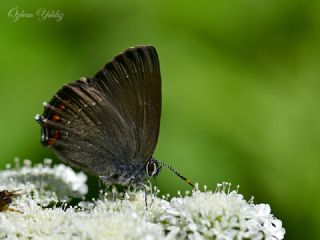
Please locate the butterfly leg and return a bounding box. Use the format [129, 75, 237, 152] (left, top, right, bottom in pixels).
[149, 176, 159, 207]
[148, 178, 154, 207]
[120, 176, 135, 200]
[137, 183, 148, 210]
[99, 176, 115, 185]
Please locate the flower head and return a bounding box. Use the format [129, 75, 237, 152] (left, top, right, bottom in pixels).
[160, 183, 285, 240]
[0, 158, 87, 206]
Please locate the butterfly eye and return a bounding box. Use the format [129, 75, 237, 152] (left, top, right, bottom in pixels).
[146, 161, 158, 177]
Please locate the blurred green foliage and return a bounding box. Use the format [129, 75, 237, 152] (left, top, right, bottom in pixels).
[1, 0, 319, 238]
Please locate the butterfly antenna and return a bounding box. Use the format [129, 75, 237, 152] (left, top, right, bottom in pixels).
[157, 160, 194, 188]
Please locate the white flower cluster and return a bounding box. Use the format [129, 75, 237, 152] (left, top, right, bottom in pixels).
[0, 158, 87, 206]
[0, 160, 285, 240]
[160, 184, 285, 240]
[0, 199, 164, 240]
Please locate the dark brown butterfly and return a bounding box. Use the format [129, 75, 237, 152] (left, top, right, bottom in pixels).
[36, 46, 193, 191]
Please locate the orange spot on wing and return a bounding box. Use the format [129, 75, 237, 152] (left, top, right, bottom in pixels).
[47, 130, 60, 145]
[58, 104, 66, 111]
[52, 115, 61, 122]
[47, 138, 57, 145]
[53, 130, 60, 139]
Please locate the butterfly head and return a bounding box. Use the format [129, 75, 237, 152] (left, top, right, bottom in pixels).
[145, 158, 161, 177]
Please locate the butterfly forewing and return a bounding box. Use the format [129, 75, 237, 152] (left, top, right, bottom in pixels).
[36, 46, 161, 179]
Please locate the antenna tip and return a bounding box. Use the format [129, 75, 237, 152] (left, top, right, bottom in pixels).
[186, 179, 195, 188]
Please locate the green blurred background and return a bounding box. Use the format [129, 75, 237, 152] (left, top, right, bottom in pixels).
[1, 0, 319, 238]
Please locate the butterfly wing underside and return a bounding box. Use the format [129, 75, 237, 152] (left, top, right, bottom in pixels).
[36, 46, 161, 178]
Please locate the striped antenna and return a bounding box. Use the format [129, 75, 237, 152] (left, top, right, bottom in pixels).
[157, 160, 194, 188]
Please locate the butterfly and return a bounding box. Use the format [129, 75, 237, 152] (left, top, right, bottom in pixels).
[36, 46, 193, 192]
